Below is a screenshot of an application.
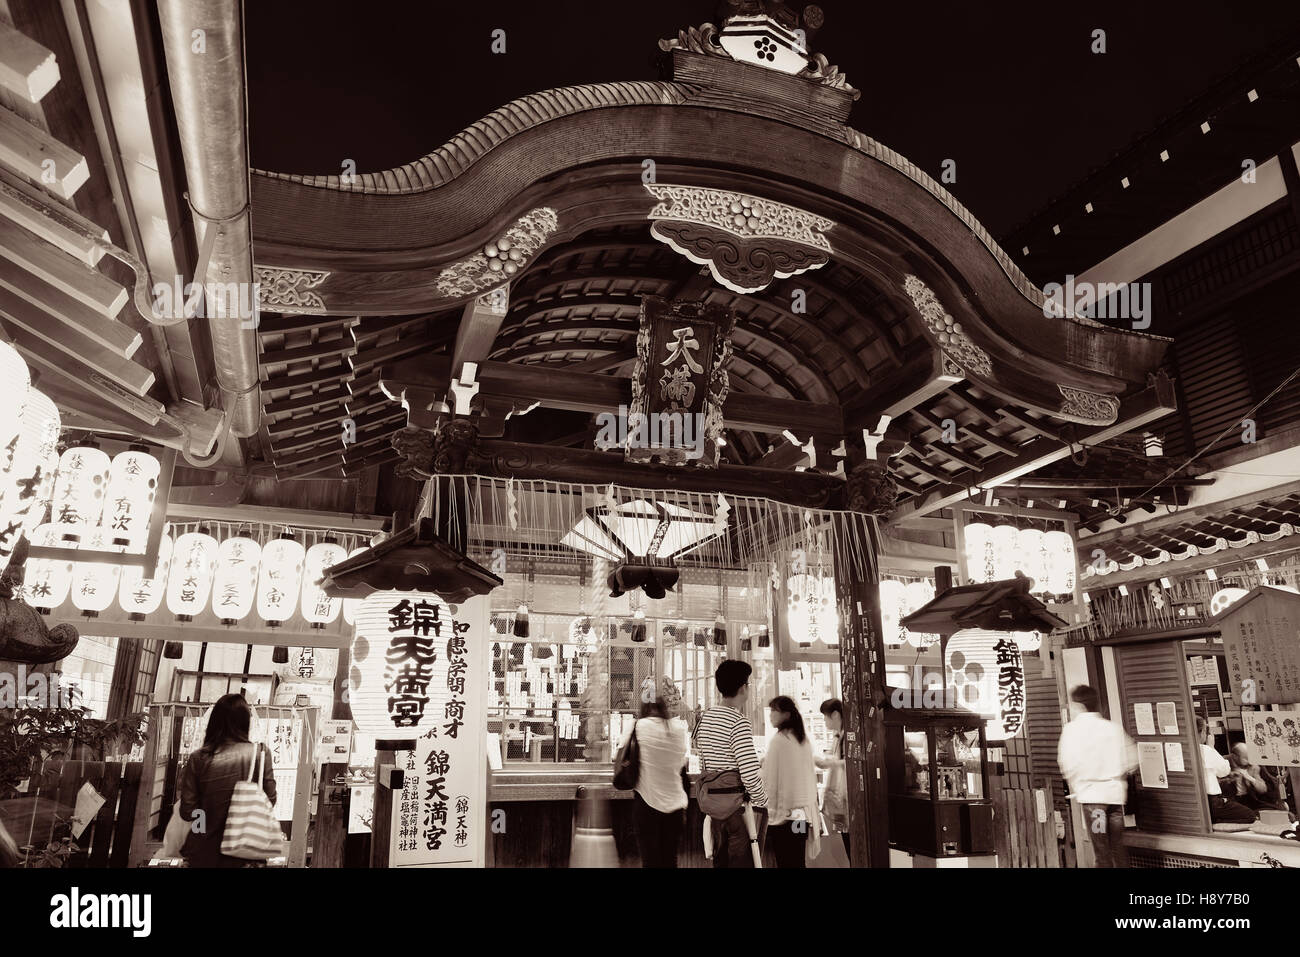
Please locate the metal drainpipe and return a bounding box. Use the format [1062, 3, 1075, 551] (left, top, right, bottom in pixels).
[156, 0, 261, 438]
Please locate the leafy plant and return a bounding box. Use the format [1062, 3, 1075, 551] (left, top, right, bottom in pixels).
[0, 698, 147, 800]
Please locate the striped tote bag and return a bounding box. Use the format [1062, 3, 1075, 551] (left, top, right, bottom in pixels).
[220, 745, 284, 860]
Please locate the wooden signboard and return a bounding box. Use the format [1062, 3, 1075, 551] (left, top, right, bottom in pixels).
[1213, 586, 1300, 705]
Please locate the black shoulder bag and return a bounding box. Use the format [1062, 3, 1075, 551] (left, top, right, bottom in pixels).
[613, 723, 640, 790]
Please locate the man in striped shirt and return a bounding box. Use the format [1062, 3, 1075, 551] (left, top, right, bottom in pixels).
[694, 659, 767, 867]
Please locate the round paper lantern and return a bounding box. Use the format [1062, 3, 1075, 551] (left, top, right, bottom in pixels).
[349, 589, 456, 738]
[118, 530, 173, 618]
[211, 536, 261, 623]
[101, 448, 160, 549]
[301, 540, 347, 625]
[963, 523, 996, 584]
[50, 445, 111, 532]
[341, 546, 367, 626]
[902, 579, 939, 649]
[878, 579, 907, 647]
[166, 530, 218, 620]
[0, 342, 31, 480]
[1209, 587, 1249, 616]
[0, 389, 59, 574]
[23, 522, 76, 611]
[945, 629, 1026, 740]
[1044, 530, 1076, 596]
[257, 535, 305, 624]
[1014, 630, 1042, 653]
[70, 527, 123, 616]
[1015, 528, 1046, 592]
[786, 572, 839, 647]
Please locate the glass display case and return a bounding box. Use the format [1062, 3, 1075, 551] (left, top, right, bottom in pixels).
[885, 707, 994, 858]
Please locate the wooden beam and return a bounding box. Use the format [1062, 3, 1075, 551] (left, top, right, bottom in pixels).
[381, 356, 843, 439]
[262, 361, 351, 392]
[0, 104, 87, 199]
[1082, 534, 1300, 591]
[949, 384, 1063, 443]
[0, 173, 105, 265]
[351, 333, 435, 371]
[0, 258, 137, 355]
[924, 441, 984, 472]
[272, 441, 343, 469]
[263, 385, 349, 416]
[886, 377, 1177, 526]
[0, 22, 58, 103]
[258, 335, 357, 368]
[0, 311, 153, 395]
[256, 315, 356, 337]
[0, 214, 124, 316]
[452, 288, 508, 372]
[844, 349, 962, 431]
[267, 404, 350, 437]
[911, 405, 1021, 457]
[1081, 481, 1300, 549]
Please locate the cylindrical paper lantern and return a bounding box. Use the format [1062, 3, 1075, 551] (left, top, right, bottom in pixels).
[341, 546, 367, 626]
[786, 572, 839, 648]
[211, 536, 261, 623]
[301, 540, 347, 625]
[902, 579, 938, 649]
[1016, 528, 1046, 592]
[0, 389, 59, 574]
[945, 629, 1026, 740]
[0, 342, 31, 497]
[878, 579, 907, 647]
[257, 535, 305, 624]
[50, 445, 111, 532]
[70, 527, 122, 616]
[166, 530, 218, 620]
[118, 530, 173, 618]
[990, 524, 1020, 581]
[349, 589, 456, 737]
[1044, 530, 1076, 596]
[22, 522, 76, 611]
[101, 448, 161, 548]
[963, 522, 995, 584]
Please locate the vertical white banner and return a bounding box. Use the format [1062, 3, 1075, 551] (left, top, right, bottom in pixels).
[391, 595, 490, 867]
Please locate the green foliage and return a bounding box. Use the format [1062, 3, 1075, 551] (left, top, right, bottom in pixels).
[0, 698, 147, 800]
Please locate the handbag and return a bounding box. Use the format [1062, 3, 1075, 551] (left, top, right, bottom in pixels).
[697, 768, 746, 821]
[220, 745, 284, 860]
[161, 800, 189, 857]
[613, 723, 640, 790]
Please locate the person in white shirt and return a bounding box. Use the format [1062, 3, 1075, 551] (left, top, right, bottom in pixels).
[1057, 685, 1137, 867]
[1197, 717, 1256, 825]
[632, 696, 690, 867]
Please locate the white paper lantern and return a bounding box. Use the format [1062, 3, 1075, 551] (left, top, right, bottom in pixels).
[785, 572, 839, 648]
[0, 390, 59, 574]
[70, 527, 123, 616]
[349, 589, 459, 737]
[945, 629, 1026, 740]
[50, 445, 111, 532]
[101, 449, 161, 549]
[963, 522, 996, 583]
[166, 530, 218, 619]
[257, 536, 305, 624]
[211, 536, 261, 623]
[0, 341, 31, 482]
[878, 579, 907, 647]
[342, 546, 367, 625]
[22, 522, 76, 610]
[1016, 528, 1047, 592]
[118, 530, 173, 618]
[1014, 630, 1042, 653]
[301, 540, 347, 625]
[1044, 530, 1076, 596]
[902, 579, 939, 649]
[991, 524, 1020, 580]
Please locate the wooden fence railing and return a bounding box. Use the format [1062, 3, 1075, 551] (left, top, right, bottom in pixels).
[992, 786, 1060, 867]
[0, 759, 142, 867]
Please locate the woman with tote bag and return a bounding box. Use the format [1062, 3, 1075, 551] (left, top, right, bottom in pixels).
[761, 696, 821, 868]
[179, 693, 280, 867]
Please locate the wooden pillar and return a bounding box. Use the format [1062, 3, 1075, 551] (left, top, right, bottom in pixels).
[833, 505, 891, 868]
[369, 749, 397, 869]
[312, 648, 352, 869]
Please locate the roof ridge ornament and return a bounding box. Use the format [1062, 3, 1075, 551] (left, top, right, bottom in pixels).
[659, 2, 859, 98]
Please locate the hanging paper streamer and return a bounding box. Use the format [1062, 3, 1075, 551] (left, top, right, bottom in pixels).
[507, 477, 519, 531]
[714, 493, 730, 536]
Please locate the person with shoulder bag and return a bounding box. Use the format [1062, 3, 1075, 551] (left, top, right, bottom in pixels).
[617, 697, 689, 867]
[693, 660, 768, 867]
[179, 693, 281, 868]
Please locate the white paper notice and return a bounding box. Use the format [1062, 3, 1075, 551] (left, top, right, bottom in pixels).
[71, 782, 106, 839]
[1156, 701, 1179, 736]
[1137, 741, 1168, 789]
[1164, 742, 1185, 773]
[1133, 703, 1157, 736]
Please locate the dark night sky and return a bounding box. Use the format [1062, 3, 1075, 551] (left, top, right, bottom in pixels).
[246, 1, 1300, 237]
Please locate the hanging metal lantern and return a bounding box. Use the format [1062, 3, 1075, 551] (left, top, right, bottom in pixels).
[118, 529, 174, 620]
[341, 545, 367, 625]
[50, 444, 111, 533]
[257, 534, 305, 625]
[0, 389, 60, 575]
[301, 540, 347, 626]
[166, 529, 218, 621]
[70, 527, 123, 617]
[211, 535, 261, 624]
[962, 522, 996, 584]
[349, 589, 455, 737]
[22, 522, 76, 612]
[101, 447, 161, 549]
